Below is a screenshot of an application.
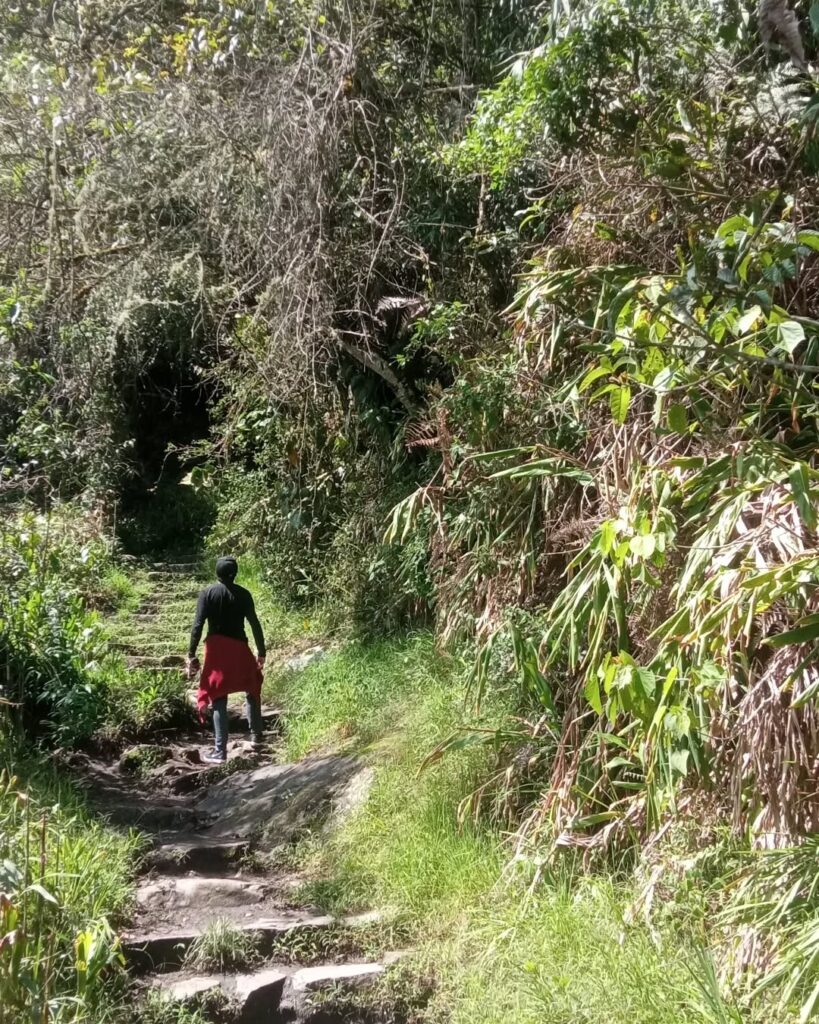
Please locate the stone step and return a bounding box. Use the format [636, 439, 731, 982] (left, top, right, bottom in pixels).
[144, 577, 200, 585]
[144, 838, 250, 875]
[96, 798, 199, 832]
[151, 959, 389, 1021]
[290, 961, 385, 993]
[113, 640, 184, 652]
[126, 666, 185, 675]
[137, 594, 202, 607]
[138, 876, 269, 913]
[131, 613, 191, 622]
[124, 910, 382, 972]
[150, 563, 201, 573]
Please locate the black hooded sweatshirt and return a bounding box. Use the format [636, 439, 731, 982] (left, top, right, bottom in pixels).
[188, 558, 266, 660]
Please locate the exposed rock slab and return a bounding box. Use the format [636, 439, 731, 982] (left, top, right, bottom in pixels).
[325, 766, 374, 833]
[195, 755, 362, 844]
[145, 838, 249, 875]
[291, 962, 384, 992]
[284, 646, 326, 672]
[151, 960, 392, 1021]
[138, 876, 268, 912]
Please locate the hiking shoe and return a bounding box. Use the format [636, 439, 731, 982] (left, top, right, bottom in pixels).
[203, 748, 226, 764]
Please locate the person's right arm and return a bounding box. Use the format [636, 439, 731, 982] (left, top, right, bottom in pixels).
[187, 589, 208, 675]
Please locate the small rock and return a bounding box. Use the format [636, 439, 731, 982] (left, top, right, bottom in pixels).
[169, 771, 206, 795]
[284, 646, 326, 672]
[227, 968, 289, 1022]
[154, 974, 220, 1002]
[291, 962, 384, 992]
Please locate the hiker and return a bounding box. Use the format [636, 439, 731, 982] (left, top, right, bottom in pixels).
[186, 556, 266, 764]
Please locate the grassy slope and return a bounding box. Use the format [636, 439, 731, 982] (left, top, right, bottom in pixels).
[270, 633, 772, 1024]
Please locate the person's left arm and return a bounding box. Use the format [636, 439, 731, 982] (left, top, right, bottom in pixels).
[245, 592, 266, 669]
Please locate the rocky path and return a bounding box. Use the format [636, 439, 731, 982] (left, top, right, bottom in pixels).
[81, 562, 398, 1023]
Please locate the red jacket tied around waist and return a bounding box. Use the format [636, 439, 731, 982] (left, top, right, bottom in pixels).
[197, 634, 262, 719]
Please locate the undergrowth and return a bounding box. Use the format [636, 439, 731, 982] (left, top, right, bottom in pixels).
[282, 636, 787, 1024]
[0, 731, 143, 1022]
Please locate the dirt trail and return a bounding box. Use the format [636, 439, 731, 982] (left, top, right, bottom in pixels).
[78, 562, 398, 1023]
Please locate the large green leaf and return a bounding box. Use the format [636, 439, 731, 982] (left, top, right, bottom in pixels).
[811, 1, 819, 37]
[490, 458, 594, 484]
[610, 385, 631, 424]
[735, 305, 762, 336]
[798, 228, 819, 250]
[789, 462, 817, 530]
[766, 614, 819, 648]
[774, 319, 805, 355]
[667, 403, 688, 434]
[578, 365, 611, 392]
[629, 533, 656, 559]
[584, 674, 603, 715]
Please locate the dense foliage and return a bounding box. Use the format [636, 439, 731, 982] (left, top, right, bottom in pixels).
[4, 0, 819, 1020]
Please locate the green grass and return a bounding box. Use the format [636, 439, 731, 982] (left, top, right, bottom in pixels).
[276, 634, 777, 1024]
[415, 877, 726, 1024]
[0, 730, 144, 1023]
[271, 633, 457, 761]
[132, 994, 213, 1024]
[184, 919, 260, 972]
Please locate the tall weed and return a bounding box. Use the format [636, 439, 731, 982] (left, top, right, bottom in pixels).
[0, 734, 142, 1022]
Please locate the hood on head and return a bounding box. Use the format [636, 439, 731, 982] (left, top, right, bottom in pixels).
[215, 556, 238, 582]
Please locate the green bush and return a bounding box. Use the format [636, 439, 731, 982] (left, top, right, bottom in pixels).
[0, 510, 111, 744]
[102, 666, 193, 742]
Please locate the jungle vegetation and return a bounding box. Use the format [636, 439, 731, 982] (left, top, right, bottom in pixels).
[3, 0, 819, 1021]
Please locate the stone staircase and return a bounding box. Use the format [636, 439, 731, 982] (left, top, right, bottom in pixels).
[107, 561, 204, 673]
[115, 752, 395, 1023]
[94, 561, 398, 1021]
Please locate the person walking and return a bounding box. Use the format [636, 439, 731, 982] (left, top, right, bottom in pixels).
[186, 556, 266, 764]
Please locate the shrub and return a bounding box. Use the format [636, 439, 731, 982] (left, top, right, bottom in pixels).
[0, 510, 110, 744]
